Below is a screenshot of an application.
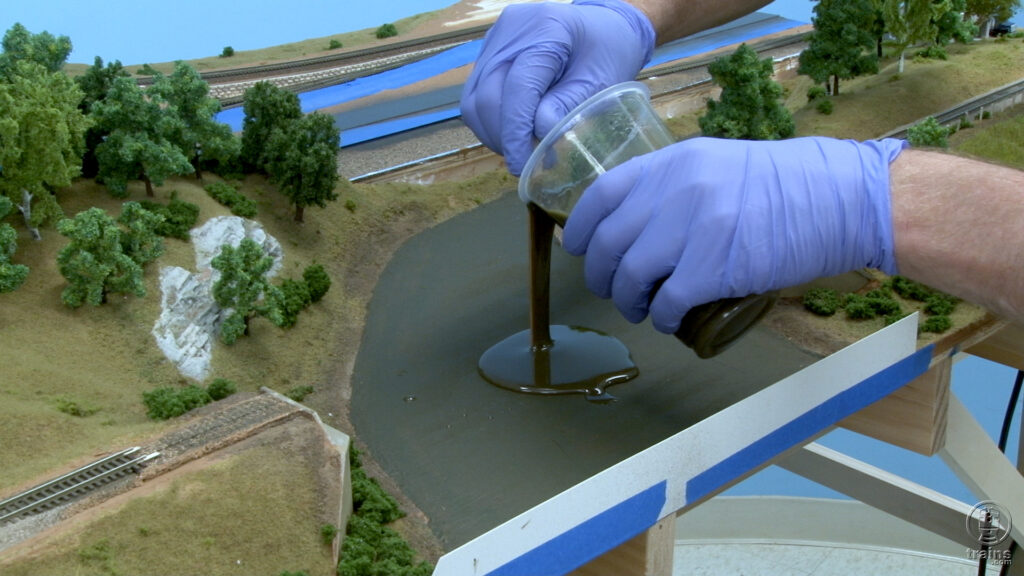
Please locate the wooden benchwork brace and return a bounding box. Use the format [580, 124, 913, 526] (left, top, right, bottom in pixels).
[569, 516, 676, 576]
[838, 356, 951, 456]
[965, 321, 1024, 372]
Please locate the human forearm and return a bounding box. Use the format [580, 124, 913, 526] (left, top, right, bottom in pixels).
[890, 149, 1024, 323]
[623, 0, 771, 44]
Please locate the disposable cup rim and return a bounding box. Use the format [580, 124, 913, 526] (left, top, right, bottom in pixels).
[517, 81, 651, 205]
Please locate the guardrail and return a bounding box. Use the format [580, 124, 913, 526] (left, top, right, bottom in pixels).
[882, 77, 1024, 139]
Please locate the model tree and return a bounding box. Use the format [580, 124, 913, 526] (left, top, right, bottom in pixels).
[0, 23, 72, 77]
[240, 81, 302, 173]
[117, 201, 165, 265]
[150, 61, 240, 180]
[799, 0, 878, 96]
[0, 197, 29, 293]
[75, 56, 131, 178]
[56, 207, 145, 307]
[0, 61, 89, 240]
[265, 112, 340, 222]
[965, 0, 1020, 34]
[211, 238, 275, 344]
[92, 76, 193, 197]
[699, 44, 794, 141]
[932, 0, 978, 47]
[884, 0, 942, 72]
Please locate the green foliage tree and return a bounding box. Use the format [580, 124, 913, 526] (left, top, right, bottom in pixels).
[699, 44, 794, 140]
[220, 46, 235, 58]
[375, 23, 399, 39]
[211, 238, 275, 344]
[934, 0, 980, 45]
[798, 0, 879, 96]
[265, 112, 340, 222]
[117, 201, 165, 265]
[0, 61, 89, 241]
[0, 23, 72, 79]
[264, 278, 312, 328]
[240, 81, 302, 173]
[965, 0, 1021, 31]
[150, 61, 240, 180]
[92, 76, 194, 197]
[75, 56, 131, 178]
[0, 196, 29, 293]
[56, 207, 145, 307]
[907, 116, 951, 147]
[884, 0, 943, 72]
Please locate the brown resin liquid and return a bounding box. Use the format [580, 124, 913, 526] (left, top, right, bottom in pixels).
[477, 204, 638, 403]
[478, 203, 777, 401]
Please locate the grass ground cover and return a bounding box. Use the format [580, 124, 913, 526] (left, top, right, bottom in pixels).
[950, 106, 1024, 168]
[664, 37, 1024, 140]
[0, 170, 511, 496]
[0, 439, 335, 576]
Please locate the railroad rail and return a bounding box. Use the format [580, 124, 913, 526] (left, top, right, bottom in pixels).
[349, 31, 812, 182]
[0, 447, 159, 525]
[138, 23, 490, 88]
[882, 77, 1024, 139]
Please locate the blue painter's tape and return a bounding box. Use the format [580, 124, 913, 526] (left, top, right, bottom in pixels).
[685, 344, 935, 505]
[341, 107, 461, 146]
[486, 481, 667, 576]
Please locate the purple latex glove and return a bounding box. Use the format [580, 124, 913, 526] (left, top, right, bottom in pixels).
[562, 136, 908, 333]
[460, 0, 656, 175]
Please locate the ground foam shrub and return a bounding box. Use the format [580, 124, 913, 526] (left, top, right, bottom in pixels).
[139, 196, 199, 240]
[303, 263, 331, 303]
[204, 181, 257, 218]
[143, 385, 212, 420]
[207, 378, 237, 401]
[802, 287, 840, 316]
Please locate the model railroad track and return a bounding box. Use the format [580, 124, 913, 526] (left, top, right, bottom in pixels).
[138, 23, 490, 89]
[882, 77, 1024, 139]
[641, 29, 810, 80]
[0, 447, 159, 525]
[351, 32, 812, 183]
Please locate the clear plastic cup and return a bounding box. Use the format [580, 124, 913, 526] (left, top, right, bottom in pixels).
[518, 81, 777, 359]
[518, 82, 675, 225]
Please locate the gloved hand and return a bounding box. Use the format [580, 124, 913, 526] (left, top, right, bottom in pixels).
[460, 0, 656, 176]
[561, 136, 908, 333]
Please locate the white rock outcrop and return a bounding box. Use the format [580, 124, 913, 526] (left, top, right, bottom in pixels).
[152, 216, 283, 381]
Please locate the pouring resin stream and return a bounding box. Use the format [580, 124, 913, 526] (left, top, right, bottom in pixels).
[477, 204, 638, 403]
[479, 82, 776, 401]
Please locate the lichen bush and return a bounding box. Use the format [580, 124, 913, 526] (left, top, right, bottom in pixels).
[337, 447, 432, 576]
